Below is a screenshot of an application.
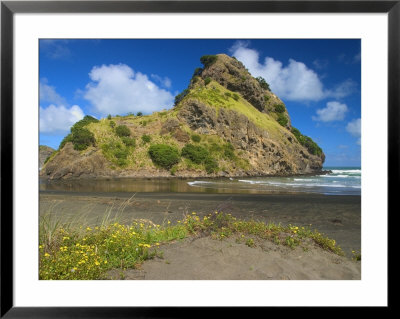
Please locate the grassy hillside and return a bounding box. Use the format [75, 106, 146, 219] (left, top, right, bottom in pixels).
[58, 110, 250, 174]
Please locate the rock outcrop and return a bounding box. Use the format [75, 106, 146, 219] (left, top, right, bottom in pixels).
[39, 145, 55, 170]
[177, 99, 321, 175]
[40, 54, 325, 180]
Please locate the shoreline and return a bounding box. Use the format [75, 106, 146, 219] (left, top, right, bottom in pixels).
[39, 169, 333, 181]
[40, 189, 360, 200]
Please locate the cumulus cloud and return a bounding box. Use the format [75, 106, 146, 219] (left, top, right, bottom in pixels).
[346, 118, 361, 144]
[84, 64, 174, 116]
[312, 101, 348, 122]
[40, 80, 66, 105]
[39, 80, 85, 134]
[230, 43, 356, 102]
[40, 104, 84, 134]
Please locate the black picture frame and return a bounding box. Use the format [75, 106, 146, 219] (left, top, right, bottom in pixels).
[1, 1, 395, 317]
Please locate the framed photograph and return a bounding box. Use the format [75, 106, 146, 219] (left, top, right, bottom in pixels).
[1, 0, 395, 316]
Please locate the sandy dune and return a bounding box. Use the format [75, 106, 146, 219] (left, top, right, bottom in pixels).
[107, 235, 361, 280]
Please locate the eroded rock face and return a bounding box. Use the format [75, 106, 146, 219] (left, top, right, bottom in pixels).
[41, 143, 111, 179]
[178, 99, 323, 175]
[160, 118, 190, 143]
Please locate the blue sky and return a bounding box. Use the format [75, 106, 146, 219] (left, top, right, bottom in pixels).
[39, 39, 361, 167]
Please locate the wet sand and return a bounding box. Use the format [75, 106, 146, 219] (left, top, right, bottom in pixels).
[40, 191, 361, 257]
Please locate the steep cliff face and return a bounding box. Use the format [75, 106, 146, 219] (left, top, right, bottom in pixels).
[40, 54, 324, 180]
[177, 99, 322, 175]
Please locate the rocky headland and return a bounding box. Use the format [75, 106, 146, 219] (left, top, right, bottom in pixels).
[40, 54, 325, 180]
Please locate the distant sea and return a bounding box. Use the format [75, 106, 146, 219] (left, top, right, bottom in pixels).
[188, 167, 361, 196]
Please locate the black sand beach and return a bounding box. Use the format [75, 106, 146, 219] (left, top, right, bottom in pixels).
[39, 191, 361, 257]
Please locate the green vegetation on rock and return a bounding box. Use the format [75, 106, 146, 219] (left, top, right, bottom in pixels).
[115, 125, 131, 137]
[256, 76, 270, 91]
[200, 55, 217, 68]
[70, 128, 96, 151]
[141, 134, 152, 144]
[181, 144, 210, 164]
[58, 134, 73, 150]
[58, 115, 99, 151]
[277, 113, 289, 127]
[121, 137, 136, 147]
[174, 89, 189, 106]
[291, 127, 323, 156]
[193, 67, 203, 77]
[148, 144, 180, 169]
[72, 115, 99, 130]
[274, 104, 286, 113]
[222, 142, 236, 160]
[204, 157, 218, 173]
[101, 141, 130, 167]
[191, 134, 201, 143]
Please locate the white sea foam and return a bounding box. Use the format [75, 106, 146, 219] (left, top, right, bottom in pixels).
[188, 170, 361, 195]
[187, 181, 213, 186]
[322, 174, 349, 178]
[331, 169, 361, 174]
[237, 179, 267, 184]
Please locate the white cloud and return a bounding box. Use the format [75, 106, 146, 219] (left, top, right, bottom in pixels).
[312, 101, 348, 122]
[230, 43, 356, 102]
[40, 104, 84, 134]
[151, 74, 172, 88]
[346, 118, 361, 144]
[84, 64, 174, 116]
[40, 80, 66, 105]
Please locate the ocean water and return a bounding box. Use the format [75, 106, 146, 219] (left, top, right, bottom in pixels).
[187, 167, 361, 196]
[40, 167, 361, 196]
